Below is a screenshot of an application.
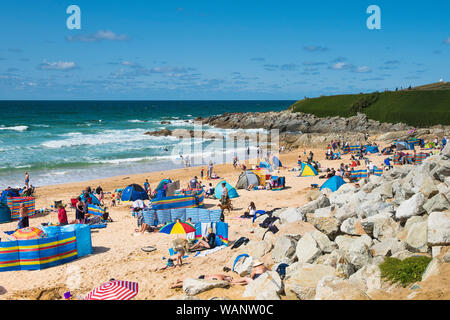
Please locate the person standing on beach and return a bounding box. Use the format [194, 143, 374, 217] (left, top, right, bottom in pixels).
[200, 168, 204, 180]
[75, 197, 85, 223]
[24, 172, 30, 188]
[18, 203, 29, 229]
[144, 179, 150, 192]
[220, 182, 229, 205]
[208, 161, 213, 179]
[58, 204, 68, 226]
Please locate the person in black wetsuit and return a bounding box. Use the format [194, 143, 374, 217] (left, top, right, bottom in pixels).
[189, 228, 216, 250]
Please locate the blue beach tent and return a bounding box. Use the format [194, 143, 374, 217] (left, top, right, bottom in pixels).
[121, 184, 149, 202]
[214, 181, 239, 199]
[320, 176, 346, 192]
[272, 156, 283, 168]
[79, 193, 101, 205]
[0, 202, 11, 223]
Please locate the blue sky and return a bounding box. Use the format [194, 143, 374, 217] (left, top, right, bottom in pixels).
[0, 0, 449, 99]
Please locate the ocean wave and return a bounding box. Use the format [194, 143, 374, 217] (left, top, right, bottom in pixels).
[41, 128, 178, 149]
[128, 119, 148, 123]
[0, 125, 29, 132]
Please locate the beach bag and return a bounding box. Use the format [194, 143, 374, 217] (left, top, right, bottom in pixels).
[276, 263, 289, 280]
[259, 216, 278, 229]
[231, 236, 249, 249]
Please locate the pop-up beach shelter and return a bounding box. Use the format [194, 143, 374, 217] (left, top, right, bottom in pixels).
[79, 193, 101, 205]
[236, 171, 260, 189]
[272, 156, 282, 169]
[121, 184, 149, 202]
[299, 162, 318, 177]
[214, 181, 239, 199]
[0, 202, 11, 223]
[320, 176, 346, 192]
[259, 161, 273, 171]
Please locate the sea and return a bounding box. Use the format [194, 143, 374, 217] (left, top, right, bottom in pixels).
[0, 101, 294, 188]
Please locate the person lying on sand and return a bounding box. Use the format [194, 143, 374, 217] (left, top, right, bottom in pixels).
[170, 274, 235, 289]
[234, 260, 268, 285]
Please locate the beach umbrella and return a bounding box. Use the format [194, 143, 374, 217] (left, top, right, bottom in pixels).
[84, 280, 139, 300]
[12, 226, 46, 240]
[159, 220, 196, 235]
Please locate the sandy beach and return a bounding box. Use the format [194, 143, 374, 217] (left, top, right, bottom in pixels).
[0, 141, 448, 300]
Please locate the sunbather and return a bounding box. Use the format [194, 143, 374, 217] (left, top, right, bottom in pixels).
[189, 228, 216, 250]
[233, 260, 268, 285]
[170, 274, 234, 289]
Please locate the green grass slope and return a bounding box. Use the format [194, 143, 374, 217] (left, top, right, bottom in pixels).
[290, 83, 450, 127]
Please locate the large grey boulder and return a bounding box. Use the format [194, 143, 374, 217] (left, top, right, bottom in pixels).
[427, 211, 450, 246]
[313, 206, 334, 219]
[310, 230, 337, 253]
[370, 238, 407, 257]
[395, 193, 426, 220]
[233, 255, 253, 276]
[340, 217, 366, 236]
[247, 240, 273, 259]
[423, 193, 450, 213]
[335, 201, 360, 222]
[430, 159, 450, 182]
[348, 264, 382, 293]
[363, 214, 400, 240]
[295, 233, 322, 264]
[315, 249, 355, 279]
[272, 236, 298, 264]
[284, 263, 336, 300]
[405, 221, 428, 253]
[419, 176, 440, 199]
[273, 207, 306, 224]
[243, 271, 283, 298]
[183, 278, 230, 296]
[348, 235, 373, 270]
[309, 216, 341, 240]
[300, 195, 331, 214]
[314, 276, 370, 300]
[421, 258, 441, 282]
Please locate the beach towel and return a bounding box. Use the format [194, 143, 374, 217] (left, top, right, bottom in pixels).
[89, 223, 107, 229]
[194, 245, 226, 257]
[232, 254, 249, 271]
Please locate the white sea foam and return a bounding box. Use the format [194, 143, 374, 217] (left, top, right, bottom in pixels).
[0, 125, 29, 132]
[41, 128, 179, 149]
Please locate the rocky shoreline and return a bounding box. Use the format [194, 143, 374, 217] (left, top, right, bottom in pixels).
[195, 110, 450, 148]
[174, 144, 450, 300]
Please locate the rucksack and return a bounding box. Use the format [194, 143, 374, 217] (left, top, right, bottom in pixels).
[276, 263, 289, 280]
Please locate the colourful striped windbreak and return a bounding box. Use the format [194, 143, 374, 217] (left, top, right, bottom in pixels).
[151, 189, 204, 211]
[351, 169, 369, 180]
[0, 232, 77, 272]
[6, 197, 36, 221]
[415, 152, 430, 164]
[87, 204, 105, 216]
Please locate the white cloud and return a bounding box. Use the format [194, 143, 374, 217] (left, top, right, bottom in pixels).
[38, 60, 77, 71]
[330, 62, 351, 70]
[354, 66, 372, 73]
[67, 30, 129, 42]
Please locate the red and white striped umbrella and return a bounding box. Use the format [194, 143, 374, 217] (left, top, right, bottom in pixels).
[84, 280, 138, 300]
